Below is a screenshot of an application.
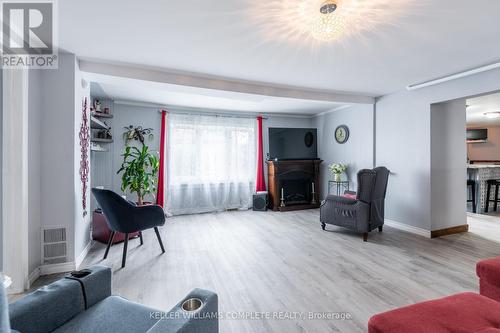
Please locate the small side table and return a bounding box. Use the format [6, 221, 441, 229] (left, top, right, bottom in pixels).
[328, 181, 350, 196]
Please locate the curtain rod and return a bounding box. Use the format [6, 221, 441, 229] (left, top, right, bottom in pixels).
[158, 109, 268, 120]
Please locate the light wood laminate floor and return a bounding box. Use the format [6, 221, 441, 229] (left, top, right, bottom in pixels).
[43, 211, 500, 332]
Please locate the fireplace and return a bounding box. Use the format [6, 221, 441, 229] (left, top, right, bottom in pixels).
[267, 160, 322, 212]
[281, 173, 313, 205]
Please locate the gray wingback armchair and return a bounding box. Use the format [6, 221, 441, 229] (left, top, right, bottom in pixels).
[320, 167, 390, 242]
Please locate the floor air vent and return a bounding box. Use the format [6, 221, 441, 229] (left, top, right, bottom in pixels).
[42, 227, 67, 265]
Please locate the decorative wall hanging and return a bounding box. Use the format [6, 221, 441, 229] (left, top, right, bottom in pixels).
[79, 97, 90, 217]
[123, 125, 154, 146]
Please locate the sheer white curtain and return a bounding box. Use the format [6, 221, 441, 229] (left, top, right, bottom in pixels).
[165, 113, 256, 215]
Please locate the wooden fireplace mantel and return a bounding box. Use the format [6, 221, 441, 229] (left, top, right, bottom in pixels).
[267, 159, 323, 212]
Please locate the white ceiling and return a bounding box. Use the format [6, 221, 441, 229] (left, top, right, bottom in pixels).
[60, 0, 500, 97]
[88, 75, 344, 115]
[467, 92, 500, 126]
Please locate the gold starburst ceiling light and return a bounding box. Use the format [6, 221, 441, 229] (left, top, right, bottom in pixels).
[249, 0, 420, 43]
[311, 0, 346, 41]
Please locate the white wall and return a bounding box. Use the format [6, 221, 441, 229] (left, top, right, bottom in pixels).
[28, 70, 42, 274]
[2, 53, 90, 285]
[2, 69, 29, 293]
[376, 67, 500, 231]
[0, 54, 92, 287]
[430, 100, 467, 230]
[74, 60, 91, 266]
[90, 103, 161, 204]
[467, 126, 500, 161]
[19, 53, 93, 276]
[112, 104, 161, 202]
[313, 105, 374, 199]
[40, 53, 77, 263]
[0, 70, 3, 271]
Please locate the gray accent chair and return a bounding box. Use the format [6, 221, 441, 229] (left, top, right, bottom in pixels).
[2, 266, 218, 333]
[320, 167, 390, 242]
[92, 188, 166, 268]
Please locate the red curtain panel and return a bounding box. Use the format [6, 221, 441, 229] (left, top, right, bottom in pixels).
[156, 110, 167, 207]
[256, 116, 266, 192]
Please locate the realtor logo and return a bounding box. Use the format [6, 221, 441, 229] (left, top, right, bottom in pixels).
[1, 0, 58, 68]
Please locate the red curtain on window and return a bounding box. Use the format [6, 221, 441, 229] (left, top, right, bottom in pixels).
[156, 110, 167, 207]
[256, 116, 266, 192]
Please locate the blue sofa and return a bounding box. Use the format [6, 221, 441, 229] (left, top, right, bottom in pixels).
[1, 266, 218, 333]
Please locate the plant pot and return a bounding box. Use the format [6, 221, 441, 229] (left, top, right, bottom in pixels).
[92, 210, 140, 244]
[136, 201, 153, 206]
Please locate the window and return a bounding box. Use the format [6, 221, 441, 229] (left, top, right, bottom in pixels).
[166, 113, 256, 215]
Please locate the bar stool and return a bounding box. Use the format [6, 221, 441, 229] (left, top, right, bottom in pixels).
[485, 179, 500, 213]
[467, 179, 477, 213]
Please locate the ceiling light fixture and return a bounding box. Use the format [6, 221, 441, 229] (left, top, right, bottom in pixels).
[311, 0, 347, 41]
[484, 112, 500, 119]
[320, 1, 338, 14]
[250, 0, 421, 44]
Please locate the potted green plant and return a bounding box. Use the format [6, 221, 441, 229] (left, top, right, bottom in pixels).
[117, 145, 159, 205]
[329, 163, 347, 182]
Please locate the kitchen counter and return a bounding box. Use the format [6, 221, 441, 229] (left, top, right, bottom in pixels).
[468, 165, 500, 213]
[468, 164, 500, 169]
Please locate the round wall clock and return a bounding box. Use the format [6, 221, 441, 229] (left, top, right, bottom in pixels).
[335, 125, 350, 144]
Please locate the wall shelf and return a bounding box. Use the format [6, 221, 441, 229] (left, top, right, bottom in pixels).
[90, 116, 110, 130]
[91, 138, 113, 143]
[91, 111, 113, 119]
[91, 146, 108, 152]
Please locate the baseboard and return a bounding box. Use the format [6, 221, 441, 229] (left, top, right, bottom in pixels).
[431, 224, 469, 238]
[385, 219, 430, 238]
[75, 241, 92, 269]
[29, 246, 91, 284]
[28, 267, 40, 288]
[40, 262, 76, 276]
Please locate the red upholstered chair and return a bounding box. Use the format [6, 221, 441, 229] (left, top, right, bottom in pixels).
[368, 292, 500, 333]
[477, 257, 500, 302]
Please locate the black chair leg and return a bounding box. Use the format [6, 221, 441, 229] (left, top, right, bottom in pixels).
[154, 227, 165, 253]
[472, 184, 477, 214]
[321, 223, 326, 231]
[103, 231, 115, 260]
[378, 226, 383, 232]
[139, 231, 143, 246]
[495, 185, 499, 212]
[363, 233, 368, 242]
[486, 183, 492, 213]
[122, 233, 129, 268]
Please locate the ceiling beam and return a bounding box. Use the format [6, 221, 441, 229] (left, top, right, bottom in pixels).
[79, 59, 375, 105]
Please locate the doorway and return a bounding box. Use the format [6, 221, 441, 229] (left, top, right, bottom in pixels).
[430, 90, 500, 236]
[466, 92, 500, 219]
